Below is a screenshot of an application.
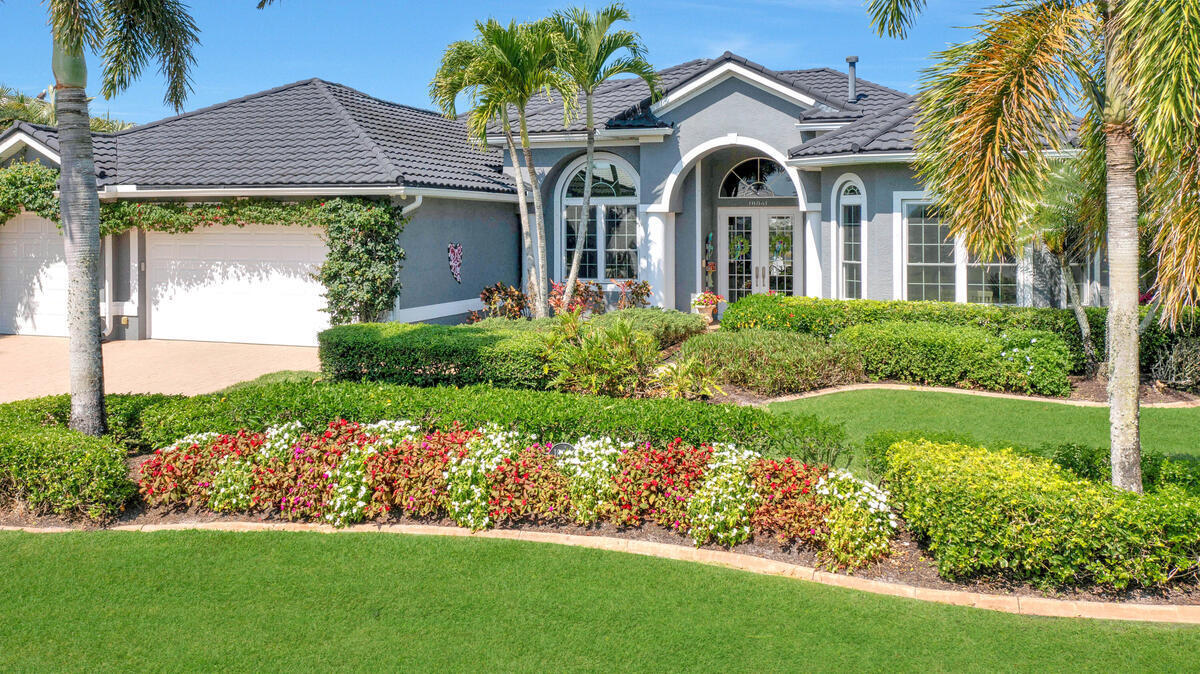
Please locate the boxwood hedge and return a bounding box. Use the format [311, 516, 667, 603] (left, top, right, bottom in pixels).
[886, 440, 1200, 589]
[720, 294, 1199, 374]
[0, 423, 136, 519]
[834, 321, 1073, 396]
[138, 381, 845, 459]
[318, 322, 548, 389]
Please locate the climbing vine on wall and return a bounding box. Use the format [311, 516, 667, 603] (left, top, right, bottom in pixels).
[0, 161, 406, 325]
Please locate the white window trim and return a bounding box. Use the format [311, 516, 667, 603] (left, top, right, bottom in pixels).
[832, 173, 867, 299]
[894, 193, 1023, 305]
[553, 152, 642, 287]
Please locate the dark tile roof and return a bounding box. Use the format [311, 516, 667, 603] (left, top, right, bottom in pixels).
[517, 51, 910, 134]
[1, 80, 513, 194]
[789, 97, 917, 159]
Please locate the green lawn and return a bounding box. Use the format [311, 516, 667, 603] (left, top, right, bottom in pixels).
[1, 531, 1197, 672]
[771, 389, 1200, 460]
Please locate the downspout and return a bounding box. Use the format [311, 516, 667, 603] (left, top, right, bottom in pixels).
[100, 236, 116, 340]
[401, 195, 423, 217]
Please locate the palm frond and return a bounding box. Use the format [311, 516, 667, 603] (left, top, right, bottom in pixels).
[97, 0, 200, 110]
[914, 1, 1097, 261]
[867, 0, 927, 38]
[47, 0, 102, 53]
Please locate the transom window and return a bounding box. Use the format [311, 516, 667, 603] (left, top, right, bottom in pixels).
[720, 158, 796, 198]
[904, 201, 1018, 305]
[559, 157, 639, 282]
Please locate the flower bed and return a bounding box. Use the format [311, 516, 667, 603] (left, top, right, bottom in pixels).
[139, 419, 898, 569]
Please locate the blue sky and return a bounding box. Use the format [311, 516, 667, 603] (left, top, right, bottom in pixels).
[2, 0, 989, 125]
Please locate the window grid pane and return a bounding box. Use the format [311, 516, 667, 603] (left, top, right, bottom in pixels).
[767, 215, 794, 294]
[604, 205, 638, 280]
[906, 203, 955, 301]
[841, 204, 862, 299]
[727, 215, 754, 302]
[564, 205, 598, 279]
[967, 252, 1017, 305]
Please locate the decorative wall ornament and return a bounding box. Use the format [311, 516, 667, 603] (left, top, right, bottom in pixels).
[447, 242, 463, 283]
[704, 231, 716, 291]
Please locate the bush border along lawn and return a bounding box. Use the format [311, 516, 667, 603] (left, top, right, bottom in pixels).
[721, 293, 1199, 374]
[677, 329, 864, 396]
[2, 530, 1198, 671]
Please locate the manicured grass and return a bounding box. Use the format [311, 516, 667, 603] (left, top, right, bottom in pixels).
[1, 531, 1198, 671]
[771, 389, 1200, 459]
[219, 370, 321, 392]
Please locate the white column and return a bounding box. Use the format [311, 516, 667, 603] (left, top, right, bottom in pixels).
[804, 210, 822, 298]
[640, 206, 675, 309]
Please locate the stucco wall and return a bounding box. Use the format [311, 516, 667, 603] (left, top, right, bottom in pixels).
[395, 197, 519, 314]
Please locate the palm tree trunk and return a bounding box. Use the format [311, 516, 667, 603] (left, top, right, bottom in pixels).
[1102, 2, 1142, 493]
[561, 92, 595, 311]
[52, 53, 107, 437]
[518, 111, 551, 318]
[1105, 127, 1142, 492]
[1058, 255, 1098, 374]
[500, 113, 539, 313]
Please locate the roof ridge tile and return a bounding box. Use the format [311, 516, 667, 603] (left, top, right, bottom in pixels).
[311, 80, 404, 184]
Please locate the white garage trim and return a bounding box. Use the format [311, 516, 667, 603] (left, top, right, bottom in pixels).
[391, 298, 484, 323]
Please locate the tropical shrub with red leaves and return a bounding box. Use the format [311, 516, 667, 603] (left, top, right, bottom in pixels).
[605, 439, 713, 531]
[365, 427, 473, 518]
[487, 445, 571, 524]
[749, 458, 831, 545]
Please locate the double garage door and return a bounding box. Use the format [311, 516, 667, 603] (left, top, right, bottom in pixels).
[1, 219, 329, 346]
[146, 225, 330, 346]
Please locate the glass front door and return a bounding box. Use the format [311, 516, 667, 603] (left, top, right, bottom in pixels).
[718, 208, 799, 301]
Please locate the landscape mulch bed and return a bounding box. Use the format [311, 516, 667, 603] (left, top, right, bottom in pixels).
[3, 500, 1197, 608]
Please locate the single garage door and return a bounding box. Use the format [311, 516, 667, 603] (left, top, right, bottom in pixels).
[146, 224, 330, 346]
[0, 212, 68, 336]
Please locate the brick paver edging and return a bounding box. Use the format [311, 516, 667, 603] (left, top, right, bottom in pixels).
[3, 521, 1197, 624]
[765, 382, 1200, 409]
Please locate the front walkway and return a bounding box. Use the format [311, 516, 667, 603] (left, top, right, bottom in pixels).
[0, 335, 320, 403]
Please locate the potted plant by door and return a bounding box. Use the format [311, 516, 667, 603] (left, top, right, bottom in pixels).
[692, 291, 724, 325]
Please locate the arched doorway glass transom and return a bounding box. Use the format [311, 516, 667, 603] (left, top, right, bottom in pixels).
[715, 158, 799, 301]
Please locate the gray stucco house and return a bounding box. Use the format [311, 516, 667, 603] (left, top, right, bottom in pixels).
[0, 52, 1104, 346]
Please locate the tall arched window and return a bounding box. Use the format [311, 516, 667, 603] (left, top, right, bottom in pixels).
[838, 182, 864, 299]
[558, 156, 639, 281]
[720, 158, 796, 198]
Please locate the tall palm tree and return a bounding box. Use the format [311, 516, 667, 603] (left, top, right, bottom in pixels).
[431, 31, 549, 315]
[43, 0, 199, 436]
[550, 3, 659, 310]
[465, 19, 575, 318]
[867, 0, 1200, 492]
[0, 85, 133, 132]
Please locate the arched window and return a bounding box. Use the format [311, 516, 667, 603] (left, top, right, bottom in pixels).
[558, 156, 639, 281]
[837, 181, 864, 299]
[720, 158, 795, 198]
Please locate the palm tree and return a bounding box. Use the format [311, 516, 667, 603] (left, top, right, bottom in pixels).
[42, 0, 199, 436]
[550, 3, 659, 310]
[431, 30, 543, 315]
[468, 19, 576, 318]
[1, 85, 133, 132]
[866, 0, 1200, 492]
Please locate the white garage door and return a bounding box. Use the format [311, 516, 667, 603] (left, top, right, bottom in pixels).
[0, 212, 68, 336]
[146, 224, 330, 346]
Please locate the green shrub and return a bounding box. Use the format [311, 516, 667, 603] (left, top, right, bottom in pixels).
[1041, 442, 1200, 496]
[886, 440, 1200, 588]
[0, 393, 183, 452]
[0, 423, 137, 519]
[677, 329, 864, 396]
[721, 294, 1199, 374]
[861, 429, 984, 478]
[543, 314, 659, 397]
[318, 322, 549, 389]
[588, 308, 706, 348]
[468, 316, 555, 332]
[137, 380, 846, 459]
[834, 321, 1072, 396]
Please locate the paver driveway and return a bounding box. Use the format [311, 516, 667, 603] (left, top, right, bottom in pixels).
[0, 335, 320, 403]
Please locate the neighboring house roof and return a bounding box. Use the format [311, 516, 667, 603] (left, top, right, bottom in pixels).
[0, 79, 513, 194]
[789, 97, 917, 160]
[516, 51, 910, 134]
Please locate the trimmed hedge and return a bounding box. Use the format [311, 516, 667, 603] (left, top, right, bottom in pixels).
[588, 308, 707, 347]
[0, 393, 182, 452]
[834, 321, 1072, 396]
[137, 381, 846, 460]
[0, 423, 136, 519]
[318, 323, 548, 389]
[677, 329, 864, 396]
[886, 440, 1200, 589]
[721, 294, 1200, 374]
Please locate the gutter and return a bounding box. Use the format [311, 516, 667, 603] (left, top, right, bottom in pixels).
[97, 185, 518, 203]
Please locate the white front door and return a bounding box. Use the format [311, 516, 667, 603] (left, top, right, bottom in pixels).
[717, 207, 800, 302]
